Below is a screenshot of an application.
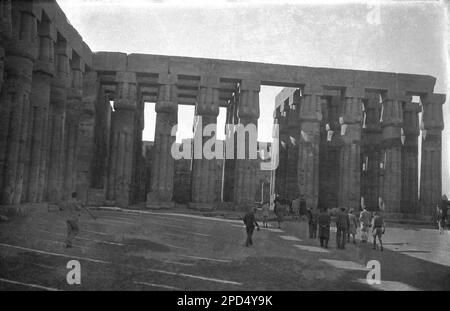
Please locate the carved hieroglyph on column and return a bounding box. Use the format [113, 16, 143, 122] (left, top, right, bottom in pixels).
[339, 88, 364, 211]
[420, 93, 445, 216]
[75, 71, 98, 203]
[148, 73, 178, 207]
[380, 93, 404, 214]
[233, 79, 260, 208]
[46, 39, 70, 202]
[191, 75, 220, 206]
[63, 56, 84, 200]
[107, 72, 136, 207]
[24, 16, 55, 203]
[401, 99, 420, 214]
[0, 1, 37, 204]
[297, 85, 322, 210]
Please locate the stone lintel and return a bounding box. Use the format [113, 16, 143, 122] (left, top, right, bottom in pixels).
[200, 74, 220, 89]
[158, 72, 177, 85]
[302, 84, 323, 96]
[116, 71, 136, 84]
[345, 87, 366, 99]
[240, 79, 261, 92]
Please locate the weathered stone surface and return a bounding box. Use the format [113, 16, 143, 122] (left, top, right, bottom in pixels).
[233, 80, 260, 209]
[420, 94, 445, 217]
[147, 74, 177, 207]
[297, 87, 322, 210]
[0, 1, 37, 205]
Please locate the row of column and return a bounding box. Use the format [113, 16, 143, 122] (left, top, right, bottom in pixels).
[274, 85, 444, 216]
[0, 2, 88, 206]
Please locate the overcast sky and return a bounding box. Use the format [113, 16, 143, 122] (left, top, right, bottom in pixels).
[56, 0, 449, 192]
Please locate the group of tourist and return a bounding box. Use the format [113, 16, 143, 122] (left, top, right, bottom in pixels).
[243, 194, 387, 251]
[306, 206, 385, 251]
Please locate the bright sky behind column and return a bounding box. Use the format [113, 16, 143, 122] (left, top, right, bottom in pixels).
[56, 0, 449, 192]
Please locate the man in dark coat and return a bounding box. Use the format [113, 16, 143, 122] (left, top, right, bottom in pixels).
[318, 208, 331, 248]
[243, 207, 260, 247]
[335, 207, 350, 249]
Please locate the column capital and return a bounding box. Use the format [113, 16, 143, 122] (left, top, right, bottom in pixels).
[156, 83, 177, 113]
[114, 71, 137, 110]
[237, 85, 259, 121]
[196, 86, 219, 117]
[299, 90, 323, 122]
[7, 1, 39, 61]
[0, 1, 12, 41]
[341, 96, 363, 124]
[422, 93, 445, 131]
[381, 98, 403, 128]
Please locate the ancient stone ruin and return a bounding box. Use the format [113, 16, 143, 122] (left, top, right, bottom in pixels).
[0, 1, 445, 220]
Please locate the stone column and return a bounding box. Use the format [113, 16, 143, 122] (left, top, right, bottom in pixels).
[222, 94, 238, 202]
[275, 106, 288, 199]
[147, 73, 177, 208]
[285, 90, 301, 200]
[401, 99, 420, 214]
[75, 71, 98, 204]
[420, 93, 445, 217]
[107, 72, 136, 207]
[379, 92, 405, 214]
[46, 39, 70, 202]
[361, 92, 383, 210]
[62, 56, 84, 199]
[0, 1, 38, 204]
[191, 75, 220, 207]
[297, 85, 322, 210]
[233, 79, 260, 209]
[338, 88, 364, 210]
[0, 0, 12, 92]
[24, 16, 55, 203]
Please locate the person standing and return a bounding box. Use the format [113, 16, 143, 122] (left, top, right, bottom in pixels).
[299, 195, 307, 219]
[318, 208, 331, 248]
[348, 209, 358, 244]
[307, 207, 319, 239]
[262, 201, 270, 228]
[243, 207, 260, 247]
[274, 195, 283, 229]
[335, 207, 349, 249]
[372, 211, 385, 251]
[292, 197, 300, 220]
[440, 194, 448, 227]
[61, 192, 97, 248]
[359, 206, 371, 243]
